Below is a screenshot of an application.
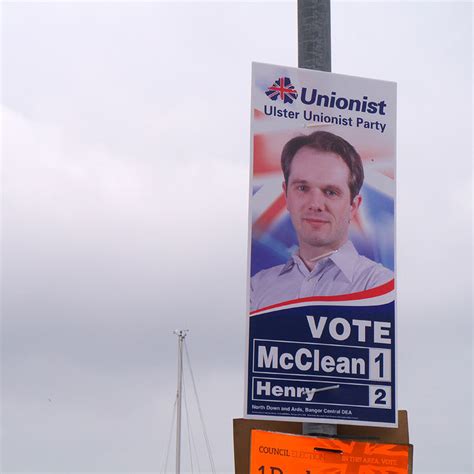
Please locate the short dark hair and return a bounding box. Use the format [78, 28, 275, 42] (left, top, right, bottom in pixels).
[281, 130, 364, 201]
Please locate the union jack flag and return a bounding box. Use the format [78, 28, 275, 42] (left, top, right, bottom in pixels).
[265, 77, 298, 104]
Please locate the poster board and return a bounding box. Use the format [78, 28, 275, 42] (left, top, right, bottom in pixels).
[249, 430, 412, 474]
[245, 63, 397, 426]
[233, 411, 410, 474]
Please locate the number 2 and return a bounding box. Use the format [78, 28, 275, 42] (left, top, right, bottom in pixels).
[374, 388, 387, 405]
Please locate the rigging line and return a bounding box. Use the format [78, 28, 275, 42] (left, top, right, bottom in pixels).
[183, 367, 202, 474]
[189, 421, 202, 474]
[161, 396, 177, 474]
[182, 376, 194, 473]
[184, 340, 217, 474]
[188, 404, 202, 474]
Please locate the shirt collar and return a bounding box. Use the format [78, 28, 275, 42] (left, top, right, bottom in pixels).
[279, 240, 359, 282]
[279, 256, 297, 275]
[328, 240, 359, 282]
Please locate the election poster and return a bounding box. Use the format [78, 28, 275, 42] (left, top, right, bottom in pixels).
[249, 430, 411, 474]
[245, 62, 397, 426]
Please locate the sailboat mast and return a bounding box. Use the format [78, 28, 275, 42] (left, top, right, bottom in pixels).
[174, 329, 188, 474]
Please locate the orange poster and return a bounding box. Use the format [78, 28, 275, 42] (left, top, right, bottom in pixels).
[250, 430, 411, 474]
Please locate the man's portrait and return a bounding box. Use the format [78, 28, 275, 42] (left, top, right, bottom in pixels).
[250, 130, 394, 311]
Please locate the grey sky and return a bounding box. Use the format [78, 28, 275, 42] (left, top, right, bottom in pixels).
[1, 1, 472, 473]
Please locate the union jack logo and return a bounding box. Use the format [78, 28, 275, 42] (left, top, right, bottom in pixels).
[265, 77, 298, 104]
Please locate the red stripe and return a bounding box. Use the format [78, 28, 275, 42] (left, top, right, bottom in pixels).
[253, 192, 287, 235]
[250, 279, 395, 316]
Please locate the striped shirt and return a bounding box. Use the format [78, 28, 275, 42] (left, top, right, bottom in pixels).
[250, 240, 393, 311]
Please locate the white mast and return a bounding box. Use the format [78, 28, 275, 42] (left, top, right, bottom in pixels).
[173, 329, 188, 474]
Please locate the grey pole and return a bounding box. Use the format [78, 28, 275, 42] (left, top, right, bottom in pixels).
[298, 0, 331, 72]
[297, 0, 336, 437]
[174, 329, 188, 474]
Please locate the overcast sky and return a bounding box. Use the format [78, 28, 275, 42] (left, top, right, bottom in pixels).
[1, 1, 472, 473]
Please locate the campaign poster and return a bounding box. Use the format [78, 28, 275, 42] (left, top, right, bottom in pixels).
[249, 430, 411, 474]
[245, 62, 397, 426]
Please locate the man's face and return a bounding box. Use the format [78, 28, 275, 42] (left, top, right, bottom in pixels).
[283, 146, 361, 255]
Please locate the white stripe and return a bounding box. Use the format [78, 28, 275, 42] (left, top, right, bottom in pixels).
[364, 167, 395, 198]
[252, 175, 284, 221]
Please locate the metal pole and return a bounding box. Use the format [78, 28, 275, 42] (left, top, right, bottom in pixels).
[174, 330, 188, 474]
[297, 0, 336, 437]
[298, 0, 331, 72]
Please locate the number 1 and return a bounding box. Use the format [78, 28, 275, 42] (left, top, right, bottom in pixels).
[374, 352, 384, 378]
